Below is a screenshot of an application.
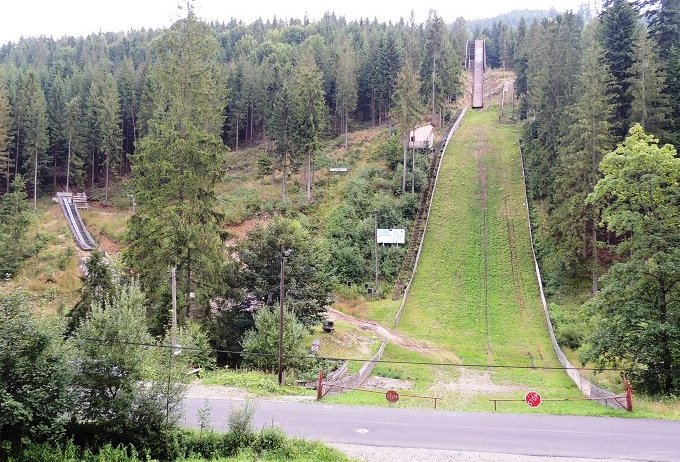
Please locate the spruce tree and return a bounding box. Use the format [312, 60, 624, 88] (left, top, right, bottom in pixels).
[0, 175, 31, 275]
[551, 26, 616, 293]
[95, 73, 122, 202]
[290, 50, 326, 203]
[64, 96, 83, 192]
[125, 6, 228, 318]
[22, 71, 48, 208]
[47, 73, 67, 190]
[335, 37, 358, 150]
[599, 0, 638, 136]
[393, 57, 422, 194]
[0, 84, 13, 191]
[628, 26, 669, 137]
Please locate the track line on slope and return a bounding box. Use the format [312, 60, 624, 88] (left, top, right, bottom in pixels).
[475, 134, 492, 356]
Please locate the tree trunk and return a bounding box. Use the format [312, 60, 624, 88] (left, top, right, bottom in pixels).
[105, 152, 109, 202]
[281, 150, 287, 202]
[412, 145, 416, 193]
[402, 135, 408, 193]
[15, 114, 20, 176]
[306, 151, 312, 202]
[33, 149, 38, 209]
[591, 219, 598, 294]
[235, 114, 239, 153]
[91, 149, 95, 188]
[657, 279, 673, 394]
[371, 89, 375, 126]
[66, 131, 72, 193]
[250, 102, 254, 143]
[344, 108, 349, 150]
[432, 54, 436, 124]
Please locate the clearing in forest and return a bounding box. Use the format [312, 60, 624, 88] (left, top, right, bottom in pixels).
[392, 105, 610, 412]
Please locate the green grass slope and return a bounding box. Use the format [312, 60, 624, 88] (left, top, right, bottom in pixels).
[396, 105, 611, 412]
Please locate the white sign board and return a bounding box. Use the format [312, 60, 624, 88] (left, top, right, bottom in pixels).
[377, 228, 405, 244]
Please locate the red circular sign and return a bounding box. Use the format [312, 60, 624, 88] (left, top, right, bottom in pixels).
[386, 390, 400, 403]
[525, 391, 542, 408]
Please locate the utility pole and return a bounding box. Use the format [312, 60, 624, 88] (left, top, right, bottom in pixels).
[278, 249, 292, 385]
[432, 53, 436, 125]
[374, 209, 379, 297]
[412, 122, 417, 194]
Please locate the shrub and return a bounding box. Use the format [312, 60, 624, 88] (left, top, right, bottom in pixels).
[222, 402, 256, 455]
[253, 427, 287, 454]
[242, 307, 311, 373]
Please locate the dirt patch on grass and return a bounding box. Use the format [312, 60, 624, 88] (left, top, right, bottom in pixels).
[98, 234, 121, 256]
[328, 309, 460, 362]
[334, 298, 369, 318]
[437, 368, 520, 395]
[327, 325, 379, 356]
[363, 375, 414, 391]
[224, 215, 271, 244]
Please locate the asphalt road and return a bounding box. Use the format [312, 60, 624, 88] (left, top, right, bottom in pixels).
[183, 397, 680, 461]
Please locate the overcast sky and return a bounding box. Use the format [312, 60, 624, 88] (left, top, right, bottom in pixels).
[1, 0, 594, 45]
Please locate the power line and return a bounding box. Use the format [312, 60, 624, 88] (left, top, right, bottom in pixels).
[75, 336, 680, 374]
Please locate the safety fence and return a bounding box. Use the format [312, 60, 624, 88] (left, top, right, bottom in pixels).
[518, 142, 630, 411]
[393, 106, 468, 327]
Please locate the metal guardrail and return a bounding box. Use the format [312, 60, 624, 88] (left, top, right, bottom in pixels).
[58, 196, 97, 251]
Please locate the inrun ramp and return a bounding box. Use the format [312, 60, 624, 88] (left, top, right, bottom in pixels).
[57, 193, 97, 251]
[468, 39, 486, 109]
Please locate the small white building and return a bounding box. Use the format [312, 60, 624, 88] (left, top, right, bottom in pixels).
[408, 123, 435, 150]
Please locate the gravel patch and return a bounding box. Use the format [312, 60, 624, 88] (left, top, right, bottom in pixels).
[330, 444, 629, 462]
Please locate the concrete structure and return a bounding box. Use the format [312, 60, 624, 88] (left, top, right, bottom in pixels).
[466, 39, 486, 109]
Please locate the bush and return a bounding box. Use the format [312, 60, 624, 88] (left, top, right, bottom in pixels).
[0, 291, 72, 453]
[256, 154, 274, 177]
[253, 427, 288, 454]
[223, 402, 256, 455]
[183, 431, 224, 459]
[242, 307, 311, 373]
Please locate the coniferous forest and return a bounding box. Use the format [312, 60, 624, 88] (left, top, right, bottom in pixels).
[1, 0, 680, 460]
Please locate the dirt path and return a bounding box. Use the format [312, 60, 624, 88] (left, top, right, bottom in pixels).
[328, 309, 459, 362]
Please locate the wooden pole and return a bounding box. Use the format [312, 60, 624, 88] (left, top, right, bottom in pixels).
[374, 210, 379, 296]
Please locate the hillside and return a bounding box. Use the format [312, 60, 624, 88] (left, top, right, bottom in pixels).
[327, 103, 627, 415]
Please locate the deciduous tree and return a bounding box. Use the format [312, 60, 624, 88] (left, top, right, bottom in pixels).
[585, 125, 680, 395]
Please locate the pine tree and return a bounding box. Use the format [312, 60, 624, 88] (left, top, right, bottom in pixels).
[0, 84, 13, 191]
[599, 0, 638, 136]
[125, 6, 228, 318]
[551, 26, 616, 293]
[22, 71, 48, 208]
